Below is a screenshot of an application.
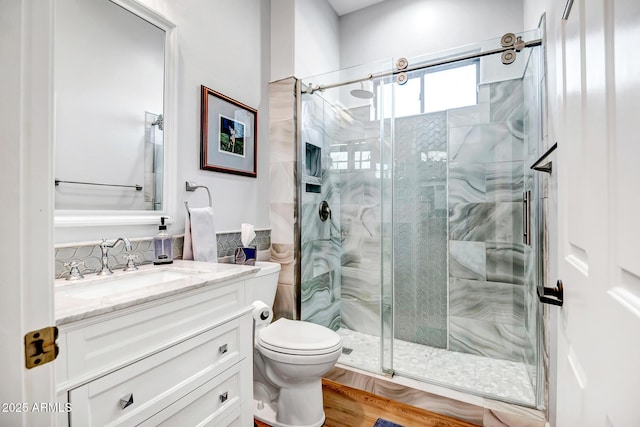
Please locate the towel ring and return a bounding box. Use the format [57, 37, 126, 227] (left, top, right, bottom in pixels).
[184, 181, 212, 215]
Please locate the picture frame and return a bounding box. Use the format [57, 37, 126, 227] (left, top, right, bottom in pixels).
[200, 85, 257, 177]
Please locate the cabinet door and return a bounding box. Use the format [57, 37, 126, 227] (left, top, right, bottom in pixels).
[69, 317, 244, 426]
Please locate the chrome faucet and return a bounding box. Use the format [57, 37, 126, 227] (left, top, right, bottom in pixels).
[98, 237, 132, 276]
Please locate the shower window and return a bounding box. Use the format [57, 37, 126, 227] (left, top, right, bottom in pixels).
[354, 150, 371, 170]
[329, 150, 348, 170]
[375, 59, 479, 119]
[422, 62, 478, 113]
[329, 146, 371, 170]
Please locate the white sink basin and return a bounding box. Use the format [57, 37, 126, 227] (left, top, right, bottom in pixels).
[58, 269, 201, 299]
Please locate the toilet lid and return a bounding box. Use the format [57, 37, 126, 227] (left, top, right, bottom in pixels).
[257, 318, 342, 355]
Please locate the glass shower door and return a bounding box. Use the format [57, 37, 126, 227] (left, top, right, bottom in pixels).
[299, 60, 396, 376]
[299, 28, 544, 407]
[388, 31, 543, 406]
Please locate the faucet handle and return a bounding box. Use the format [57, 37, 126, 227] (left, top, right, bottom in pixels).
[64, 260, 85, 281]
[122, 253, 139, 271]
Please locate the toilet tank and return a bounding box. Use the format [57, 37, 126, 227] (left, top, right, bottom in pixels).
[246, 261, 281, 308]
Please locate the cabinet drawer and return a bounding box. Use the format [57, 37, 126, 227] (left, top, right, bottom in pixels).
[140, 364, 243, 427]
[61, 280, 245, 384]
[69, 316, 250, 427]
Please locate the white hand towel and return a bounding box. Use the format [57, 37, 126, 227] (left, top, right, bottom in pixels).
[183, 207, 218, 262]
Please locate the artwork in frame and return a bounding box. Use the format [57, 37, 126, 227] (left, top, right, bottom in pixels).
[200, 85, 257, 177]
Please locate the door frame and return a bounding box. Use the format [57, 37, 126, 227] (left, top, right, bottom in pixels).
[0, 0, 57, 425]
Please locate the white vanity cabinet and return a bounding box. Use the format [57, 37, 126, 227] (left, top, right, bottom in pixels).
[55, 274, 255, 427]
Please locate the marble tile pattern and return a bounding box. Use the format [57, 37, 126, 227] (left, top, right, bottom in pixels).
[269, 77, 299, 321]
[54, 231, 270, 279]
[299, 89, 343, 329]
[333, 105, 386, 336]
[447, 78, 534, 365]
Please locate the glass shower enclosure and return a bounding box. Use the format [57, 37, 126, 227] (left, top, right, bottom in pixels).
[298, 29, 544, 407]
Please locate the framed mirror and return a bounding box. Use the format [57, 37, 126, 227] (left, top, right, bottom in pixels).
[53, 0, 176, 227]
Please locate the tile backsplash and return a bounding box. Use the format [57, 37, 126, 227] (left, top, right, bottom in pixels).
[54, 229, 271, 279]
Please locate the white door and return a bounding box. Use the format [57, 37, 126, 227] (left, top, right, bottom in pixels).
[0, 1, 56, 425]
[553, 0, 640, 425]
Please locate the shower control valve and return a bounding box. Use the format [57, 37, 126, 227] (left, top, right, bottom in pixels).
[319, 201, 331, 222]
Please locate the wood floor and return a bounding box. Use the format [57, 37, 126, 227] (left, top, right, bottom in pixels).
[254, 379, 479, 427]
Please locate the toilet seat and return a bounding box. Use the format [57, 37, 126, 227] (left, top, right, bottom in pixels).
[257, 318, 342, 356]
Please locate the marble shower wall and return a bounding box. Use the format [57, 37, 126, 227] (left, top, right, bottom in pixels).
[299, 91, 342, 330]
[334, 104, 386, 337]
[393, 112, 449, 348]
[447, 79, 532, 364]
[269, 77, 299, 320]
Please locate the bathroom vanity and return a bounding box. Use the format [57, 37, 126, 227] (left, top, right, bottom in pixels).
[54, 261, 259, 426]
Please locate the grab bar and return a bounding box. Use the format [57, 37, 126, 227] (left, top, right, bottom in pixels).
[184, 181, 212, 215]
[530, 142, 558, 174]
[55, 179, 142, 191]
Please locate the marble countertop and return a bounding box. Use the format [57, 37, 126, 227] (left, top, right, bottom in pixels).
[55, 260, 258, 326]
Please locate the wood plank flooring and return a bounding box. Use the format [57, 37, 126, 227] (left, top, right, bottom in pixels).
[254, 379, 479, 427]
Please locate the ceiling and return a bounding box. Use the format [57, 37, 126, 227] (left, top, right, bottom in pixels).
[327, 0, 386, 16]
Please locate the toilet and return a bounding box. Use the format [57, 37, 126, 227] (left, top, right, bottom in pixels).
[247, 262, 342, 427]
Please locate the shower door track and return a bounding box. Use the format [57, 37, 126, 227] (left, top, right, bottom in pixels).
[305, 38, 542, 94]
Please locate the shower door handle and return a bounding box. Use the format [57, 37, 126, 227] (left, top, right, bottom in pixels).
[537, 280, 564, 306]
[523, 191, 531, 245]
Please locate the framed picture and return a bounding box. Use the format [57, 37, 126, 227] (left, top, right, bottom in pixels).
[200, 85, 257, 177]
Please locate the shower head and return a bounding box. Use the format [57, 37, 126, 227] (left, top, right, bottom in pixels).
[350, 88, 374, 99]
[350, 82, 374, 99]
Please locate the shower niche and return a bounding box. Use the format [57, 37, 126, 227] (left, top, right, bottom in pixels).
[304, 142, 322, 193]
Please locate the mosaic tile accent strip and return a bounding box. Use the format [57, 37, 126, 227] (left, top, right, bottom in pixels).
[215, 229, 271, 257]
[54, 230, 270, 279]
[392, 112, 449, 348]
[55, 237, 182, 280]
[336, 328, 535, 406]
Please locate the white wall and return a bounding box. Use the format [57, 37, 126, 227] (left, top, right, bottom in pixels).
[293, 0, 340, 79]
[339, 0, 524, 69]
[271, 0, 295, 81]
[270, 0, 340, 81]
[55, 0, 272, 243]
[139, 0, 272, 237]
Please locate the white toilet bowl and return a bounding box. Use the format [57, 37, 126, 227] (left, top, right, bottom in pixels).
[248, 263, 342, 427]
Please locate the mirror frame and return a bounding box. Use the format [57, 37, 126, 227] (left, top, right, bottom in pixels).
[54, 0, 177, 227]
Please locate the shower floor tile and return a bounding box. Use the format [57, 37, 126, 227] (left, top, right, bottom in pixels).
[337, 328, 535, 405]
